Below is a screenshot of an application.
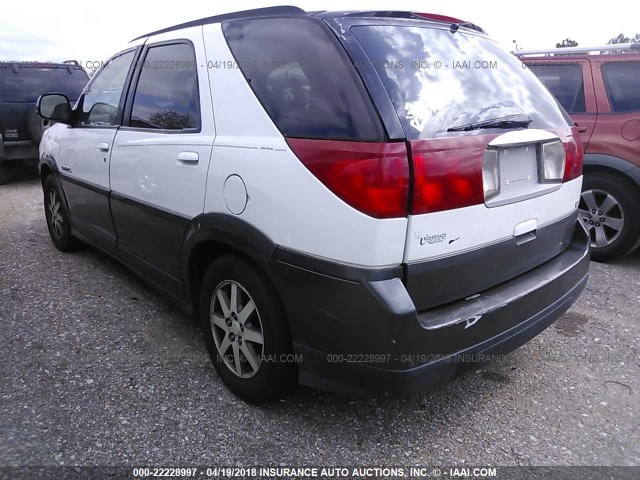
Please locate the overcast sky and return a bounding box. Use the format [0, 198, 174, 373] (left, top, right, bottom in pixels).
[1, 0, 638, 62]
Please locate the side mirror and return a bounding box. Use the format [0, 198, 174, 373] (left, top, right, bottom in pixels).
[37, 93, 72, 124]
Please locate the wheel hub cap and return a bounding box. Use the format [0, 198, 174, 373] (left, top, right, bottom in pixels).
[578, 189, 624, 249]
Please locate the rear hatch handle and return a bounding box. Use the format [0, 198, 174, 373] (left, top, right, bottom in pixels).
[514, 219, 538, 245]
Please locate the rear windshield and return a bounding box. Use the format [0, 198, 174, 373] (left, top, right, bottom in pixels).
[351, 25, 570, 140]
[0, 65, 89, 102]
[223, 17, 384, 141]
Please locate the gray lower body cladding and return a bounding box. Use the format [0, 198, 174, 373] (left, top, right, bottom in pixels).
[269, 219, 590, 395]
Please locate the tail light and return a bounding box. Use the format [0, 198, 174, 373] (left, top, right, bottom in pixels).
[286, 138, 410, 219]
[288, 130, 581, 219]
[563, 136, 584, 182]
[411, 140, 486, 214]
[482, 149, 500, 201]
[539, 140, 566, 183]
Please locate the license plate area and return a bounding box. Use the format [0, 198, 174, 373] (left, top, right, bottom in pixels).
[486, 143, 561, 208]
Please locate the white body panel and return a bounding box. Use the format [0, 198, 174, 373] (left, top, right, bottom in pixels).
[40, 23, 583, 272]
[56, 125, 115, 189]
[404, 177, 582, 262]
[110, 132, 214, 217]
[202, 24, 407, 267]
[110, 27, 215, 217]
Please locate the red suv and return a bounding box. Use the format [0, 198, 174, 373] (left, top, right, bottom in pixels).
[522, 49, 640, 261]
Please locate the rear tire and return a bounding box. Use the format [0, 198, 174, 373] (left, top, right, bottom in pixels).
[199, 254, 296, 403]
[579, 173, 640, 262]
[0, 162, 7, 185]
[43, 176, 81, 252]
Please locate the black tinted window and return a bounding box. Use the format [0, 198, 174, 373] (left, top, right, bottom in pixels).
[602, 61, 640, 112]
[223, 17, 384, 141]
[351, 25, 570, 140]
[528, 64, 586, 113]
[77, 51, 135, 126]
[0, 64, 88, 102]
[129, 43, 200, 130]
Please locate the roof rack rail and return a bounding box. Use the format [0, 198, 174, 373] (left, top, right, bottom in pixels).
[131, 5, 306, 42]
[514, 43, 640, 56]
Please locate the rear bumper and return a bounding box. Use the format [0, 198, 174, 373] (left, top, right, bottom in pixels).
[269, 219, 590, 396]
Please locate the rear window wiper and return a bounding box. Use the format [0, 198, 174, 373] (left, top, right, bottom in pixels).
[446, 114, 532, 132]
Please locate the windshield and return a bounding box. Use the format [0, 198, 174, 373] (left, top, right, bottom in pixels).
[0, 65, 89, 102]
[351, 25, 570, 140]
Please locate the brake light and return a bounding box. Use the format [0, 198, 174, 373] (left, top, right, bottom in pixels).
[286, 138, 410, 219]
[410, 138, 487, 214]
[563, 135, 584, 182]
[412, 12, 468, 24]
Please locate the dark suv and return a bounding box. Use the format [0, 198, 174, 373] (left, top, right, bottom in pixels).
[522, 49, 640, 261]
[0, 61, 88, 184]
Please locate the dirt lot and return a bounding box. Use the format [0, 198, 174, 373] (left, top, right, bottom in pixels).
[1, 166, 639, 467]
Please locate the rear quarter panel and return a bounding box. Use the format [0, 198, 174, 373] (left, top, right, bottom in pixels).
[201, 23, 407, 268]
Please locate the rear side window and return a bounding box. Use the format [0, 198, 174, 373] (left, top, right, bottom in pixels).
[351, 25, 570, 140]
[223, 17, 384, 141]
[602, 61, 640, 112]
[0, 64, 88, 102]
[129, 43, 200, 130]
[527, 64, 586, 113]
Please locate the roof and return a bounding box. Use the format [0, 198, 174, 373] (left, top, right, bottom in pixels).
[131, 6, 484, 42]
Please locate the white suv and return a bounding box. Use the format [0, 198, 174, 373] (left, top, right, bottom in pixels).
[37, 7, 590, 402]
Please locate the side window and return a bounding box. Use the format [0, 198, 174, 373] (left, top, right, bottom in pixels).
[528, 64, 586, 113]
[129, 43, 200, 130]
[223, 17, 384, 141]
[602, 61, 640, 112]
[77, 51, 135, 126]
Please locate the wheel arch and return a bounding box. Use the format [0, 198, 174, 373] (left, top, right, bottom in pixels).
[583, 154, 640, 192]
[40, 163, 53, 187]
[182, 213, 279, 314]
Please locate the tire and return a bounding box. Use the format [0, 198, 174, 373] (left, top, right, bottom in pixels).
[199, 254, 296, 403]
[27, 106, 55, 146]
[0, 162, 7, 185]
[43, 175, 81, 252]
[579, 173, 640, 262]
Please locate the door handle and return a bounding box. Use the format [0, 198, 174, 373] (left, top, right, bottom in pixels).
[97, 142, 110, 152]
[177, 152, 199, 164]
[577, 126, 587, 133]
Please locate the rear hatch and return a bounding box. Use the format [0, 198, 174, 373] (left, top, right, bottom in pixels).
[332, 16, 584, 310]
[0, 63, 88, 142]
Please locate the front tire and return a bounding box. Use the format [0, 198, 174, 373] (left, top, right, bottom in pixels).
[199, 255, 296, 403]
[579, 173, 640, 262]
[43, 176, 81, 252]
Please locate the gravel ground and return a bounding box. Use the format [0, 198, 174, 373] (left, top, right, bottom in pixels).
[1, 166, 639, 467]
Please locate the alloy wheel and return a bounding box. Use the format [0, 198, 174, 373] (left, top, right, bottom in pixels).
[579, 189, 624, 248]
[47, 188, 64, 239]
[210, 280, 264, 378]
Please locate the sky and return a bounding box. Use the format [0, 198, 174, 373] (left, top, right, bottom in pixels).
[1, 0, 638, 62]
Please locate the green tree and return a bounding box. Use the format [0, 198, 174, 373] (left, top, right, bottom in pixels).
[607, 33, 640, 44]
[556, 38, 578, 48]
[604, 33, 640, 53]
